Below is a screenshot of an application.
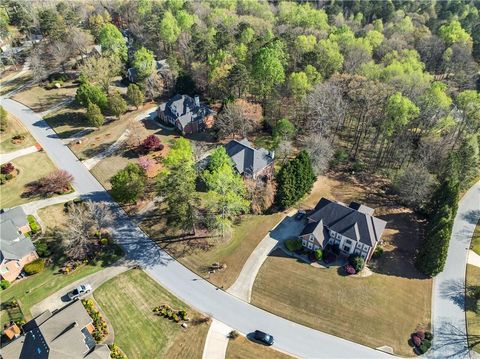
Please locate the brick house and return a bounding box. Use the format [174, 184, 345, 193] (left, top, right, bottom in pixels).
[299, 198, 387, 262]
[0, 207, 38, 282]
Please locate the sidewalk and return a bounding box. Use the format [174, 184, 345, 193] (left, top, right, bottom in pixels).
[202, 319, 232, 359]
[20, 191, 79, 214]
[0, 145, 39, 164]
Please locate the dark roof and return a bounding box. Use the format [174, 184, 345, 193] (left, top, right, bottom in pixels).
[160, 94, 214, 129]
[300, 222, 330, 247]
[1, 207, 35, 261]
[308, 198, 387, 247]
[224, 139, 274, 176]
[348, 201, 374, 216]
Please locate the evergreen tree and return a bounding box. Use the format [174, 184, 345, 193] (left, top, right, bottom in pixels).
[457, 135, 479, 190]
[86, 102, 104, 128]
[127, 84, 144, 109]
[108, 91, 127, 119]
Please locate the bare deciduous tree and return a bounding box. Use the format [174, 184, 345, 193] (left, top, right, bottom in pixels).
[245, 178, 276, 214]
[393, 164, 436, 209]
[214, 100, 262, 140]
[144, 72, 164, 102]
[303, 134, 334, 175]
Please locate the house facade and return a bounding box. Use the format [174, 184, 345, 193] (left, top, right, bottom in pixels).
[224, 139, 275, 179]
[299, 198, 387, 262]
[157, 94, 215, 135]
[1, 300, 110, 359]
[0, 207, 38, 282]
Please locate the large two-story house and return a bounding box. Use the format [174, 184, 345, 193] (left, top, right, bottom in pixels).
[157, 94, 215, 134]
[299, 198, 387, 262]
[224, 139, 275, 179]
[0, 207, 38, 282]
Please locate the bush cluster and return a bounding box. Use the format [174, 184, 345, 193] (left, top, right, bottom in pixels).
[411, 331, 433, 355]
[344, 264, 356, 275]
[24, 259, 45, 275]
[152, 305, 188, 322]
[314, 248, 323, 260]
[109, 344, 127, 359]
[27, 215, 41, 234]
[0, 279, 10, 290]
[285, 238, 302, 251]
[0, 173, 13, 184]
[82, 299, 108, 342]
[142, 135, 164, 153]
[348, 255, 365, 273]
[1, 162, 14, 174]
[35, 240, 52, 257]
[228, 330, 240, 340]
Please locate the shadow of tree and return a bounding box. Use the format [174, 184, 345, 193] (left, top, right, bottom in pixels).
[439, 278, 466, 310]
[433, 321, 477, 357]
[462, 209, 480, 225]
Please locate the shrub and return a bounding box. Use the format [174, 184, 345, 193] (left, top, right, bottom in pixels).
[373, 246, 384, 258]
[344, 264, 356, 275]
[141, 135, 164, 153]
[229, 330, 240, 340]
[24, 259, 45, 275]
[285, 239, 302, 252]
[27, 215, 41, 234]
[34, 240, 51, 257]
[333, 149, 348, 164]
[417, 342, 428, 354]
[416, 331, 425, 340]
[349, 255, 365, 273]
[109, 344, 127, 359]
[314, 248, 323, 260]
[108, 91, 127, 119]
[411, 334, 422, 347]
[24, 169, 73, 197]
[0, 279, 10, 289]
[424, 331, 433, 341]
[0, 174, 8, 184]
[352, 160, 365, 172]
[471, 285, 480, 300]
[1, 162, 14, 174]
[100, 238, 109, 245]
[423, 339, 432, 349]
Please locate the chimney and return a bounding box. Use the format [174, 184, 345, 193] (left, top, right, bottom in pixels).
[269, 150, 275, 159]
[194, 95, 200, 107]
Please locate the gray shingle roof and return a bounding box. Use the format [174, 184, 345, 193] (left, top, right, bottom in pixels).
[1, 207, 35, 261]
[1, 207, 28, 228]
[224, 139, 274, 176]
[162, 94, 214, 129]
[308, 198, 387, 247]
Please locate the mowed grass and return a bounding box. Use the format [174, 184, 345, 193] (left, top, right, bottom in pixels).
[471, 221, 480, 256]
[43, 105, 89, 139]
[94, 269, 209, 359]
[11, 82, 77, 112]
[142, 212, 284, 289]
[0, 151, 57, 208]
[0, 71, 32, 95]
[466, 264, 480, 353]
[251, 252, 431, 357]
[226, 336, 293, 359]
[0, 113, 36, 153]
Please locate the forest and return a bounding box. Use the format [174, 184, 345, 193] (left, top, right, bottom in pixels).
[1, 0, 479, 276]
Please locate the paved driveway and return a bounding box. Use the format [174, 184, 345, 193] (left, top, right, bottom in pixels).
[1, 97, 392, 358]
[228, 213, 305, 302]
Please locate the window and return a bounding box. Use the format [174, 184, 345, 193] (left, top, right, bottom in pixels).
[363, 244, 369, 250]
[354, 249, 361, 255]
[330, 230, 335, 237]
[302, 240, 307, 246]
[336, 233, 342, 239]
[335, 238, 341, 244]
[345, 239, 351, 245]
[328, 238, 334, 244]
[309, 236, 314, 242]
[343, 245, 351, 252]
[308, 242, 313, 249]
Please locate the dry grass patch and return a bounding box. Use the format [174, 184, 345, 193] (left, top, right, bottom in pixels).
[0, 151, 57, 208]
[226, 335, 293, 359]
[12, 82, 77, 112]
[43, 104, 89, 139]
[0, 71, 33, 95]
[0, 113, 36, 153]
[94, 269, 209, 359]
[141, 212, 284, 289]
[37, 203, 69, 229]
[467, 264, 480, 353]
[251, 251, 431, 357]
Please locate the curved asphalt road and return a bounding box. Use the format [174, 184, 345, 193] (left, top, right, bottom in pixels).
[1, 97, 391, 358]
[430, 182, 480, 359]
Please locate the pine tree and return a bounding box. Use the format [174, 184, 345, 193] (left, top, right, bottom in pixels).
[86, 102, 105, 128]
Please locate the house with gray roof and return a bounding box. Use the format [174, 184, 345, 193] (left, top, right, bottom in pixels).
[157, 94, 215, 134]
[224, 139, 275, 179]
[1, 300, 110, 359]
[299, 198, 387, 262]
[0, 207, 38, 282]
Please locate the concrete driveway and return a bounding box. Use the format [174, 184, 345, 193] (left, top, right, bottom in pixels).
[30, 263, 130, 318]
[227, 212, 305, 302]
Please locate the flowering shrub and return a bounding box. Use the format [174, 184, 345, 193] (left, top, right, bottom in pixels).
[82, 299, 108, 342]
[344, 264, 356, 275]
[141, 135, 164, 152]
[152, 304, 188, 322]
[1, 162, 14, 174]
[138, 156, 155, 172]
[411, 334, 422, 347]
[416, 331, 425, 340]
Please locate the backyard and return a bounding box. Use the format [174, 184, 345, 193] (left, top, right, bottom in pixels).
[0, 113, 36, 153]
[0, 151, 57, 208]
[94, 269, 210, 359]
[226, 336, 293, 359]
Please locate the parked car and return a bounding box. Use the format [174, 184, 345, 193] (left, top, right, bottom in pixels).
[67, 284, 92, 300]
[295, 210, 306, 220]
[253, 330, 274, 346]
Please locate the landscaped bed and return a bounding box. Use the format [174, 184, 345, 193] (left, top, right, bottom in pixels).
[94, 269, 210, 359]
[0, 113, 36, 153]
[0, 151, 57, 208]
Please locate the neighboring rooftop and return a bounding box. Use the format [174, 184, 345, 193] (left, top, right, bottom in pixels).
[0, 207, 34, 262]
[224, 139, 274, 177]
[160, 94, 214, 128]
[308, 198, 387, 247]
[1, 206, 28, 228]
[1, 300, 110, 359]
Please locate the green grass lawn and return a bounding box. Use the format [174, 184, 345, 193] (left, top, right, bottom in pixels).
[471, 221, 480, 256]
[251, 251, 432, 357]
[0, 114, 36, 153]
[94, 269, 209, 359]
[0, 151, 57, 208]
[466, 264, 480, 353]
[226, 336, 293, 359]
[141, 212, 284, 289]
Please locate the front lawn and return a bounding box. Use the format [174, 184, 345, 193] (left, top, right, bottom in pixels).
[94, 269, 209, 359]
[11, 82, 77, 113]
[226, 336, 293, 359]
[141, 212, 284, 289]
[0, 151, 57, 208]
[0, 113, 36, 153]
[471, 221, 480, 256]
[0, 72, 33, 96]
[466, 264, 480, 353]
[43, 104, 89, 139]
[251, 250, 431, 356]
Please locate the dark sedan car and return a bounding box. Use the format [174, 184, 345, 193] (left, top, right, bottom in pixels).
[253, 330, 274, 346]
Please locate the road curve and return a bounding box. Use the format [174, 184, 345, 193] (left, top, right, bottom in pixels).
[430, 181, 480, 359]
[0, 97, 392, 358]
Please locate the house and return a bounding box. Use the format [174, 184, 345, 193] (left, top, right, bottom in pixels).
[0, 207, 38, 282]
[1, 300, 110, 359]
[157, 94, 215, 134]
[299, 198, 387, 262]
[224, 139, 275, 179]
[127, 59, 170, 83]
